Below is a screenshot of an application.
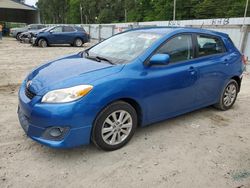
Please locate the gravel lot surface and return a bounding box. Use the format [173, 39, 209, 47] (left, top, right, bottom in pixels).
[0, 38, 250, 188]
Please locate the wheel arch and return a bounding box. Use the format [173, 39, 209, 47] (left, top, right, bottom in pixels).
[74, 37, 83, 44]
[37, 37, 49, 45]
[16, 32, 22, 40]
[231, 75, 242, 92]
[118, 98, 143, 127]
[93, 97, 143, 129]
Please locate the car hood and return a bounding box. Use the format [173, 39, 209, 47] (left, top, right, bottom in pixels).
[27, 53, 123, 95]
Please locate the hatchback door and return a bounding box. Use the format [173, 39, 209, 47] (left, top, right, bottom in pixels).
[143, 34, 199, 121]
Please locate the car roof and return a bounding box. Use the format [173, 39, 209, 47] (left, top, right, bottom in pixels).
[129, 27, 229, 38]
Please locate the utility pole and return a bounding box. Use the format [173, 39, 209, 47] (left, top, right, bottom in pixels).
[125, 8, 127, 22]
[243, 0, 249, 25]
[239, 0, 249, 52]
[173, 0, 176, 21]
[80, 4, 83, 24]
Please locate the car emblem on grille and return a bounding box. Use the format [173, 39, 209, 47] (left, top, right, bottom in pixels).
[26, 80, 32, 88]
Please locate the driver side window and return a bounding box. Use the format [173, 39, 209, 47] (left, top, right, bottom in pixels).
[156, 34, 193, 63]
[51, 27, 63, 33]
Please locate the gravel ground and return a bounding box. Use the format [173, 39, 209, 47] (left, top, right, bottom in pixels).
[0, 38, 250, 188]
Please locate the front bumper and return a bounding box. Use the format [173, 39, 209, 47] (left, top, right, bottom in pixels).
[18, 83, 97, 148]
[31, 37, 37, 46]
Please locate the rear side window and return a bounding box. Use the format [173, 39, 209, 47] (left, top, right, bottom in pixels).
[75, 27, 86, 32]
[63, 26, 75, 32]
[197, 35, 225, 57]
[156, 34, 193, 63]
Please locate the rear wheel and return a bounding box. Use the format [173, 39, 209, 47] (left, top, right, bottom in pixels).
[38, 39, 48, 48]
[74, 38, 83, 47]
[214, 79, 238, 110]
[92, 101, 137, 151]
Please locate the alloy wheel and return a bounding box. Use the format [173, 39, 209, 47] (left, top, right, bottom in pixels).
[101, 110, 133, 145]
[75, 39, 83, 47]
[223, 83, 237, 107]
[41, 40, 47, 48]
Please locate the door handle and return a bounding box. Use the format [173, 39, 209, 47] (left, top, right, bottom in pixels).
[222, 58, 229, 65]
[188, 66, 197, 75]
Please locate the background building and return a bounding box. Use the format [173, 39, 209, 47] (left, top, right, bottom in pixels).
[0, 0, 39, 24]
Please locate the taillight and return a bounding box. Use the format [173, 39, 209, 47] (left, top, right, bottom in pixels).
[242, 55, 247, 65]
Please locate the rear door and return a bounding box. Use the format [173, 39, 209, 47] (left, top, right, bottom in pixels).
[193, 34, 228, 105]
[63, 26, 77, 44]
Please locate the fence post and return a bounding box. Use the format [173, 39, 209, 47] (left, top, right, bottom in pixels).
[240, 25, 249, 53]
[98, 25, 102, 42]
[88, 25, 91, 34]
[112, 25, 115, 36]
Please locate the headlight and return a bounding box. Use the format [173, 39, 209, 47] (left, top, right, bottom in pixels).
[41, 85, 93, 103]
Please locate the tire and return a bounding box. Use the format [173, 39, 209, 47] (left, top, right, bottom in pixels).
[74, 38, 83, 47]
[38, 39, 48, 48]
[16, 33, 21, 41]
[214, 79, 239, 111]
[92, 101, 137, 151]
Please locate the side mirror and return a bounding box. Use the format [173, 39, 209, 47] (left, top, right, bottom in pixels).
[148, 54, 170, 66]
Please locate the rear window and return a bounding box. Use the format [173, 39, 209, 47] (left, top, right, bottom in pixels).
[197, 35, 226, 57]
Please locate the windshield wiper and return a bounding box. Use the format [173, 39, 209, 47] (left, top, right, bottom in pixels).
[83, 50, 115, 65]
[96, 56, 115, 65]
[85, 55, 101, 62]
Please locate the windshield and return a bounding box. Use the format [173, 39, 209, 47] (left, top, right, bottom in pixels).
[87, 31, 162, 64]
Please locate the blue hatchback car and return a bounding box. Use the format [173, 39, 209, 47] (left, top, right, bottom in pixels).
[18, 27, 245, 150]
[33, 25, 89, 47]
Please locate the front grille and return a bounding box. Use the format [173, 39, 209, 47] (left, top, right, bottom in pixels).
[25, 87, 36, 99]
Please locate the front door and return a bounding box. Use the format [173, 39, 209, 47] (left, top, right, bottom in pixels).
[143, 34, 199, 122]
[48, 26, 64, 44]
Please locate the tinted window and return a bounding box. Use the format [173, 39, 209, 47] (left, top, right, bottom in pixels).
[75, 27, 86, 32]
[156, 34, 193, 63]
[51, 26, 63, 33]
[197, 35, 225, 57]
[63, 26, 75, 32]
[37, 25, 45, 29]
[29, 25, 37, 30]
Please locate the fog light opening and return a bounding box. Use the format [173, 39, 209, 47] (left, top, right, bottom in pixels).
[43, 127, 69, 141]
[49, 127, 63, 138]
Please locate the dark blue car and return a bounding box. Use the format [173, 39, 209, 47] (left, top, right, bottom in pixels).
[18, 27, 245, 151]
[33, 25, 89, 47]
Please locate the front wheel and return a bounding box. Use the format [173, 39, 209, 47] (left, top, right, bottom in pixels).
[214, 79, 239, 111]
[16, 33, 21, 41]
[92, 101, 137, 151]
[38, 39, 48, 48]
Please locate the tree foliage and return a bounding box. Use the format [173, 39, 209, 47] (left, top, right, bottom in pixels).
[36, 0, 250, 24]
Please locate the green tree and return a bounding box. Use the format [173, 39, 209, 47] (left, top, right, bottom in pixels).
[36, 0, 250, 24]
